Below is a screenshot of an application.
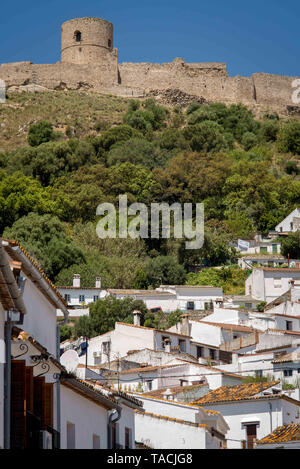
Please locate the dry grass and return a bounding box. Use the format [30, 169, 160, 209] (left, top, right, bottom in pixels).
[0, 90, 131, 151]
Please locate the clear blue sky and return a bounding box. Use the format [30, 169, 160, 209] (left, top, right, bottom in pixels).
[0, 0, 299, 77]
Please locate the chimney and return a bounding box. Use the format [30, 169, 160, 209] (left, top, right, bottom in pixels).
[133, 310, 142, 327]
[73, 274, 80, 288]
[181, 313, 190, 336]
[163, 337, 171, 353]
[95, 277, 101, 289]
[163, 388, 173, 400]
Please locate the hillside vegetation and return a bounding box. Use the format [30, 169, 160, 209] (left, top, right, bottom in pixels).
[1, 90, 300, 298]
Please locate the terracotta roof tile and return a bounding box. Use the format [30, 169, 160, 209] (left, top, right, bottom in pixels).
[192, 381, 280, 405]
[257, 424, 300, 444]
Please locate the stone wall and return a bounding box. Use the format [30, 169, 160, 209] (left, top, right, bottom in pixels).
[0, 57, 299, 115]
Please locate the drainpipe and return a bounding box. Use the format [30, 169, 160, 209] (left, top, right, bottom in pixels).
[268, 401, 273, 433]
[107, 407, 122, 449]
[1, 241, 26, 449]
[56, 314, 69, 449]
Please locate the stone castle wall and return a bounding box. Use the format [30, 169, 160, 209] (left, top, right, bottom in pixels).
[0, 16, 299, 115]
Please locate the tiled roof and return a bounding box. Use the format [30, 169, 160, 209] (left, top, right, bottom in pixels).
[192, 382, 280, 405]
[268, 329, 300, 336]
[257, 424, 300, 445]
[264, 289, 291, 311]
[119, 364, 182, 375]
[116, 322, 192, 338]
[85, 379, 143, 407]
[141, 383, 208, 398]
[272, 351, 300, 363]
[1, 238, 67, 309]
[134, 409, 208, 429]
[199, 321, 259, 333]
[108, 289, 175, 296]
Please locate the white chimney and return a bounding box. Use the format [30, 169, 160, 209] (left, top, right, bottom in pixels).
[133, 310, 142, 327]
[95, 277, 101, 289]
[73, 274, 80, 288]
[181, 313, 190, 336]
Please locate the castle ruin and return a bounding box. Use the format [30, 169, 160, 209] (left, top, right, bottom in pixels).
[0, 16, 299, 115]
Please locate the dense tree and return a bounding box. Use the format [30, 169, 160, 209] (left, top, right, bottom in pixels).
[28, 120, 56, 147]
[3, 212, 86, 280]
[280, 232, 300, 259]
[277, 121, 300, 155]
[73, 296, 148, 339]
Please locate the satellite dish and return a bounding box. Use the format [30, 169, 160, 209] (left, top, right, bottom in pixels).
[60, 349, 79, 373]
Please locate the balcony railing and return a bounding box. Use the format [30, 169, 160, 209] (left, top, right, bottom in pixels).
[26, 412, 60, 449]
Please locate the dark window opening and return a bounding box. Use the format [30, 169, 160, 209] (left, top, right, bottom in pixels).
[197, 346, 204, 359]
[286, 321, 293, 331]
[74, 31, 81, 42]
[108, 39, 112, 48]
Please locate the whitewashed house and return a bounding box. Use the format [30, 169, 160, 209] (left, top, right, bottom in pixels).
[0, 238, 69, 449]
[114, 360, 243, 393]
[57, 274, 106, 320]
[131, 392, 229, 449]
[192, 381, 300, 449]
[60, 375, 142, 449]
[107, 285, 223, 313]
[245, 267, 300, 303]
[275, 208, 300, 233]
[67, 312, 194, 367]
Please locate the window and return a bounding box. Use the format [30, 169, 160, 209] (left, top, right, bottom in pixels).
[93, 295, 99, 302]
[255, 370, 263, 378]
[162, 336, 170, 348]
[197, 346, 204, 359]
[286, 320, 293, 331]
[178, 339, 186, 353]
[180, 379, 189, 386]
[74, 31, 81, 42]
[187, 301, 195, 310]
[209, 349, 216, 360]
[79, 294, 85, 303]
[284, 369, 293, 377]
[102, 341, 110, 355]
[125, 427, 131, 449]
[93, 434, 100, 449]
[64, 294, 71, 303]
[297, 369, 300, 374]
[108, 39, 112, 48]
[260, 246, 267, 253]
[245, 424, 257, 449]
[146, 380, 153, 391]
[67, 422, 76, 449]
[273, 278, 282, 289]
[272, 244, 278, 254]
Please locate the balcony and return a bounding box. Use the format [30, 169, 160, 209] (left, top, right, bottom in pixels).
[26, 412, 60, 449]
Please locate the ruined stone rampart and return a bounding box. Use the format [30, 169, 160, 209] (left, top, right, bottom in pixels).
[0, 17, 299, 116]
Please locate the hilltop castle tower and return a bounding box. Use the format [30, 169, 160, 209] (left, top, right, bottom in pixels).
[61, 17, 114, 64]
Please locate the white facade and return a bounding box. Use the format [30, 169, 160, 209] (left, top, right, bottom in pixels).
[68, 322, 193, 367]
[60, 385, 109, 449]
[133, 394, 229, 449]
[200, 396, 300, 449]
[275, 208, 300, 233]
[245, 268, 300, 303]
[107, 285, 223, 313]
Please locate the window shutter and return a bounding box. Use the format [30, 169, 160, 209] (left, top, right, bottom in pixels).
[11, 360, 26, 448]
[26, 366, 34, 414]
[44, 383, 53, 428]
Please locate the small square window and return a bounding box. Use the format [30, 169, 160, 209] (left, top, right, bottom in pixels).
[283, 369, 293, 377]
[79, 295, 85, 303]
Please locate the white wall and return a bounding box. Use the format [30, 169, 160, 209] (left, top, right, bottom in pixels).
[22, 279, 57, 355]
[60, 385, 108, 449]
[135, 412, 208, 449]
[201, 398, 300, 449]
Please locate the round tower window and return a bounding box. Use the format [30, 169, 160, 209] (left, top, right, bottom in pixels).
[74, 31, 81, 42]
